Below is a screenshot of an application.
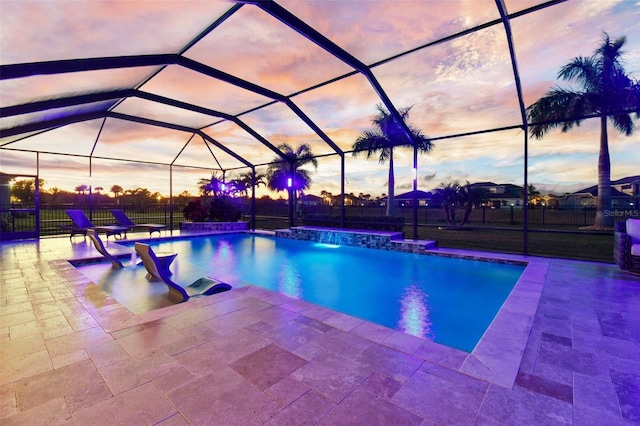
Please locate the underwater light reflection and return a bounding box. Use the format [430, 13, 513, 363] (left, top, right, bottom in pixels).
[398, 284, 433, 339]
[277, 259, 302, 299]
[314, 243, 341, 249]
[212, 240, 235, 267]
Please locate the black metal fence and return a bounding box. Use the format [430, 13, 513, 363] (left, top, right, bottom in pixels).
[1, 203, 174, 237]
[3, 202, 633, 237]
[297, 204, 614, 230]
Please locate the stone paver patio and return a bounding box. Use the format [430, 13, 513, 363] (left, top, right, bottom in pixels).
[1, 232, 639, 425]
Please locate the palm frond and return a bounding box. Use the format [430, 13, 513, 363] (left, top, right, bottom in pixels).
[352, 131, 390, 160]
[558, 56, 599, 90]
[611, 113, 634, 136]
[526, 88, 592, 138]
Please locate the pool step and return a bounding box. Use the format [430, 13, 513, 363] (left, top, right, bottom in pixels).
[391, 239, 438, 254]
[249, 229, 277, 236]
[274, 229, 292, 238]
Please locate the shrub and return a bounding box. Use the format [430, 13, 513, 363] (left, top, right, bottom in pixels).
[182, 200, 209, 222]
[209, 197, 241, 222]
[1, 212, 12, 231]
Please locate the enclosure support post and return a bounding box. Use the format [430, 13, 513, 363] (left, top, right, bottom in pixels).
[251, 167, 256, 230]
[35, 152, 40, 237]
[412, 145, 418, 240]
[169, 166, 174, 231]
[88, 157, 93, 221]
[288, 163, 294, 228]
[497, 0, 529, 255]
[340, 154, 345, 228]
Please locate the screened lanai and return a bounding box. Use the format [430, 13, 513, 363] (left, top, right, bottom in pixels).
[1, 0, 639, 259]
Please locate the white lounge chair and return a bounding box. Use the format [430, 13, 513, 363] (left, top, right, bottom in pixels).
[135, 242, 232, 303]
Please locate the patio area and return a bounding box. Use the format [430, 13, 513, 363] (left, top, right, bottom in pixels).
[1, 232, 639, 425]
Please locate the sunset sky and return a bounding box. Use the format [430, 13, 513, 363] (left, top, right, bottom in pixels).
[1, 0, 639, 199]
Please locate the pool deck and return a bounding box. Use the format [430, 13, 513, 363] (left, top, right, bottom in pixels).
[1, 230, 639, 425]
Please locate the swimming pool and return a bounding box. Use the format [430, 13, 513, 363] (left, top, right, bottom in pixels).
[124, 233, 524, 352]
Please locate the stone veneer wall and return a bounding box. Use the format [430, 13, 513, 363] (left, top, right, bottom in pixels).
[180, 221, 248, 231]
[274, 226, 437, 254]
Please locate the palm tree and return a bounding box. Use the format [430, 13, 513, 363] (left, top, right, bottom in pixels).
[433, 182, 460, 226]
[320, 190, 333, 205]
[266, 143, 318, 212]
[230, 171, 266, 198]
[352, 104, 433, 216]
[110, 185, 123, 205]
[110, 184, 122, 197]
[526, 33, 640, 228]
[197, 172, 225, 197]
[458, 182, 488, 226]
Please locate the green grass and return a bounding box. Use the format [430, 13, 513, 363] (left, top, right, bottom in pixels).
[251, 217, 614, 263]
[406, 226, 613, 263]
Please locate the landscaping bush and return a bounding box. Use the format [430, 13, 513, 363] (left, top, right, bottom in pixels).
[183, 197, 241, 222]
[182, 200, 209, 222]
[208, 197, 241, 222]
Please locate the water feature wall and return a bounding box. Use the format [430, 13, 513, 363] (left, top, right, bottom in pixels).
[275, 226, 437, 253]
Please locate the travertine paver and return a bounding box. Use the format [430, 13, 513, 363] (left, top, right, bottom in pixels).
[1, 233, 639, 424]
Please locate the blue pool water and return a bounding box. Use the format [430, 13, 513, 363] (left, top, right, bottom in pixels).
[124, 233, 524, 352]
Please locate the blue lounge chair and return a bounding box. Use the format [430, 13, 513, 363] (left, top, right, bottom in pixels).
[110, 209, 166, 236]
[134, 242, 231, 303]
[64, 209, 127, 239]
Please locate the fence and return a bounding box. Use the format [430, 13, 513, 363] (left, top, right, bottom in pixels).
[299, 204, 608, 230]
[2, 202, 630, 237]
[2, 200, 634, 264]
[1, 203, 173, 237]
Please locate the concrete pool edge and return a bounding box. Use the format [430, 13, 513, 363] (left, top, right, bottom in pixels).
[460, 256, 547, 387]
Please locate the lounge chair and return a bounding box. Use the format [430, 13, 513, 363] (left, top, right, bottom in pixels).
[134, 242, 231, 303]
[614, 218, 640, 274]
[64, 209, 128, 240]
[110, 209, 166, 236]
[86, 229, 125, 269]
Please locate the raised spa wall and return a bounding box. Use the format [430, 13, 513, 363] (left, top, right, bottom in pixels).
[180, 221, 249, 232]
[275, 226, 437, 254]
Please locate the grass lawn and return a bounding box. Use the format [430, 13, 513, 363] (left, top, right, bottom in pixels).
[410, 226, 613, 263]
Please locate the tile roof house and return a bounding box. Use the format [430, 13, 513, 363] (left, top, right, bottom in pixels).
[467, 182, 524, 209]
[563, 175, 640, 208]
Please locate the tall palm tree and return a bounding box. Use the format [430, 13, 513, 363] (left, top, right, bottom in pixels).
[230, 171, 266, 198]
[110, 185, 123, 205]
[352, 104, 433, 216]
[526, 33, 640, 228]
[266, 143, 318, 211]
[197, 172, 224, 197]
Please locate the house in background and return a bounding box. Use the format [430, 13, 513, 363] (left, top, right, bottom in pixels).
[616, 175, 640, 208]
[467, 182, 523, 208]
[394, 190, 433, 207]
[562, 175, 639, 209]
[300, 194, 323, 206]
